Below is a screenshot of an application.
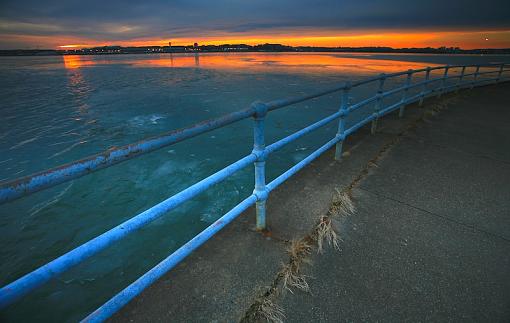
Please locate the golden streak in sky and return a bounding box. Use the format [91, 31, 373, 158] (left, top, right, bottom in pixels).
[21, 30, 510, 50]
[59, 45, 87, 48]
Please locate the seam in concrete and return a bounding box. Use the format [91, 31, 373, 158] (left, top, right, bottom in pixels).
[404, 138, 510, 167]
[358, 187, 510, 243]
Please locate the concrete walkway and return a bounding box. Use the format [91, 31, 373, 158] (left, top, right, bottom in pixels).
[114, 83, 510, 322]
[280, 83, 510, 322]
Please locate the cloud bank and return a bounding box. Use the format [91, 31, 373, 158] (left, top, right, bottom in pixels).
[1, 0, 509, 48]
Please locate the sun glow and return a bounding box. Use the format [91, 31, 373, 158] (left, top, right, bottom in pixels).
[100, 30, 510, 49]
[59, 44, 88, 48]
[31, 30, 510, 50]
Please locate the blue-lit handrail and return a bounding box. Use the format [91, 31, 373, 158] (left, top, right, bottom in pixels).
[0, 62, 508, 322]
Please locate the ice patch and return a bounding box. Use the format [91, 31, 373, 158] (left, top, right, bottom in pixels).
[152, 160, 176, 177]
[0, 158, 13, 165]
[200, 184, 240, 223]
[48, 141, 87, 159]
[29, 183, 74, 217]
[128, 114, 166, 127]
[9, 137, 38, 150]
[292, 152, 309, 163]
[150, 115, 165, 124]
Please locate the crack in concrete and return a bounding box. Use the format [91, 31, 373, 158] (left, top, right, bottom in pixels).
[240, 95, 461, 322]
[405, 137, 510, 167]
[358, 187, 510, 243]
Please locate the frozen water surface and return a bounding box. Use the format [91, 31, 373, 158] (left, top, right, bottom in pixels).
[1, 52, 509, 321]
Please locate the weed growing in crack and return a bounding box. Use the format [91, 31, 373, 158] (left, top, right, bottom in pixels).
[330, 189, 355, 217]
[287, 239, 312, 260]
[281, 262, 310, 294]
[315, 216, 341, 254]
[256, 298, 286, 323]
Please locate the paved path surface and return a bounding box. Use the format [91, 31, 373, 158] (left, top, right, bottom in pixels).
[280, 83, 510, 322]
[114, 83, 510, 322]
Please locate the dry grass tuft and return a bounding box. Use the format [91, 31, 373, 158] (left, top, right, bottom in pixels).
[280, 239, 312, 294]
[368, 161, 379, 168]
[287, 239, 312, 260]
[281, 262, 310, 294]
[255, 298, 286, 323]
[329, 189, 355, 217]
[315, 216, 341, 253]
[425, 97, 457, 118]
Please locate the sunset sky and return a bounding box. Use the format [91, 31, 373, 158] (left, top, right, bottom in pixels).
[0, 0, 509, 50]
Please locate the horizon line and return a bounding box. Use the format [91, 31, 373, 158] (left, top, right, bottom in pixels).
[2, 43, 510, 51]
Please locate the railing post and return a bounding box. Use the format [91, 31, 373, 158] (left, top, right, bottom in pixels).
[471, 65, 480, 89]
[438, 65, 449, 98]
[334, 82, 351, 161]
[496, 63, 504, 83]
[399, 69, 413, 118]
[419, 67, 431, 106]
[371, 74, 386, 135]
[456, 66, 466, 93]
[251, 102, 269, 231]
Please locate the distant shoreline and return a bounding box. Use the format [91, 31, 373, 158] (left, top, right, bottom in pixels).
[1, 44, 510, 57]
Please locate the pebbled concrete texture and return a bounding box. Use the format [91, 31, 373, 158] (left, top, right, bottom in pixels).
[113, 83, 510, 322]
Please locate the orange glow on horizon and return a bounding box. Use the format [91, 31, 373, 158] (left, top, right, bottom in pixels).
[133, 30, 510, 49]
[14, 29, 508, 50]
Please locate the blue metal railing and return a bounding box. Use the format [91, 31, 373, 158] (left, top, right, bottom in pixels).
[0, 63, 508, 321]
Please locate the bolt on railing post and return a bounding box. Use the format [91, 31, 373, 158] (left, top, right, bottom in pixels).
[456, 66, 466, 93]
[251, 102, 269, 231]
[471, 65, 480, 89]
[419, 67, 431, 106]
[371, 74, 386, 135]
[438, 65, 449, 98]
[399, 69, 413, 118]
[496, 63, 504, 83]
[334, 82, 351, 161]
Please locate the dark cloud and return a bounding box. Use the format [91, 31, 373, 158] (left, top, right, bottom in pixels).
[0, 0, 509, 44]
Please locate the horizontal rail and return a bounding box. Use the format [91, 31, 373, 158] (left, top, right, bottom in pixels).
[267, 136, 340, 192]
[1, 62, 508, 321]
[265, 84, 347, 111]
[265, 110, 341, 155]
[348, 114, 376, 136]
[346, 96, 377, 113]
[370, 63, 501, 79]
